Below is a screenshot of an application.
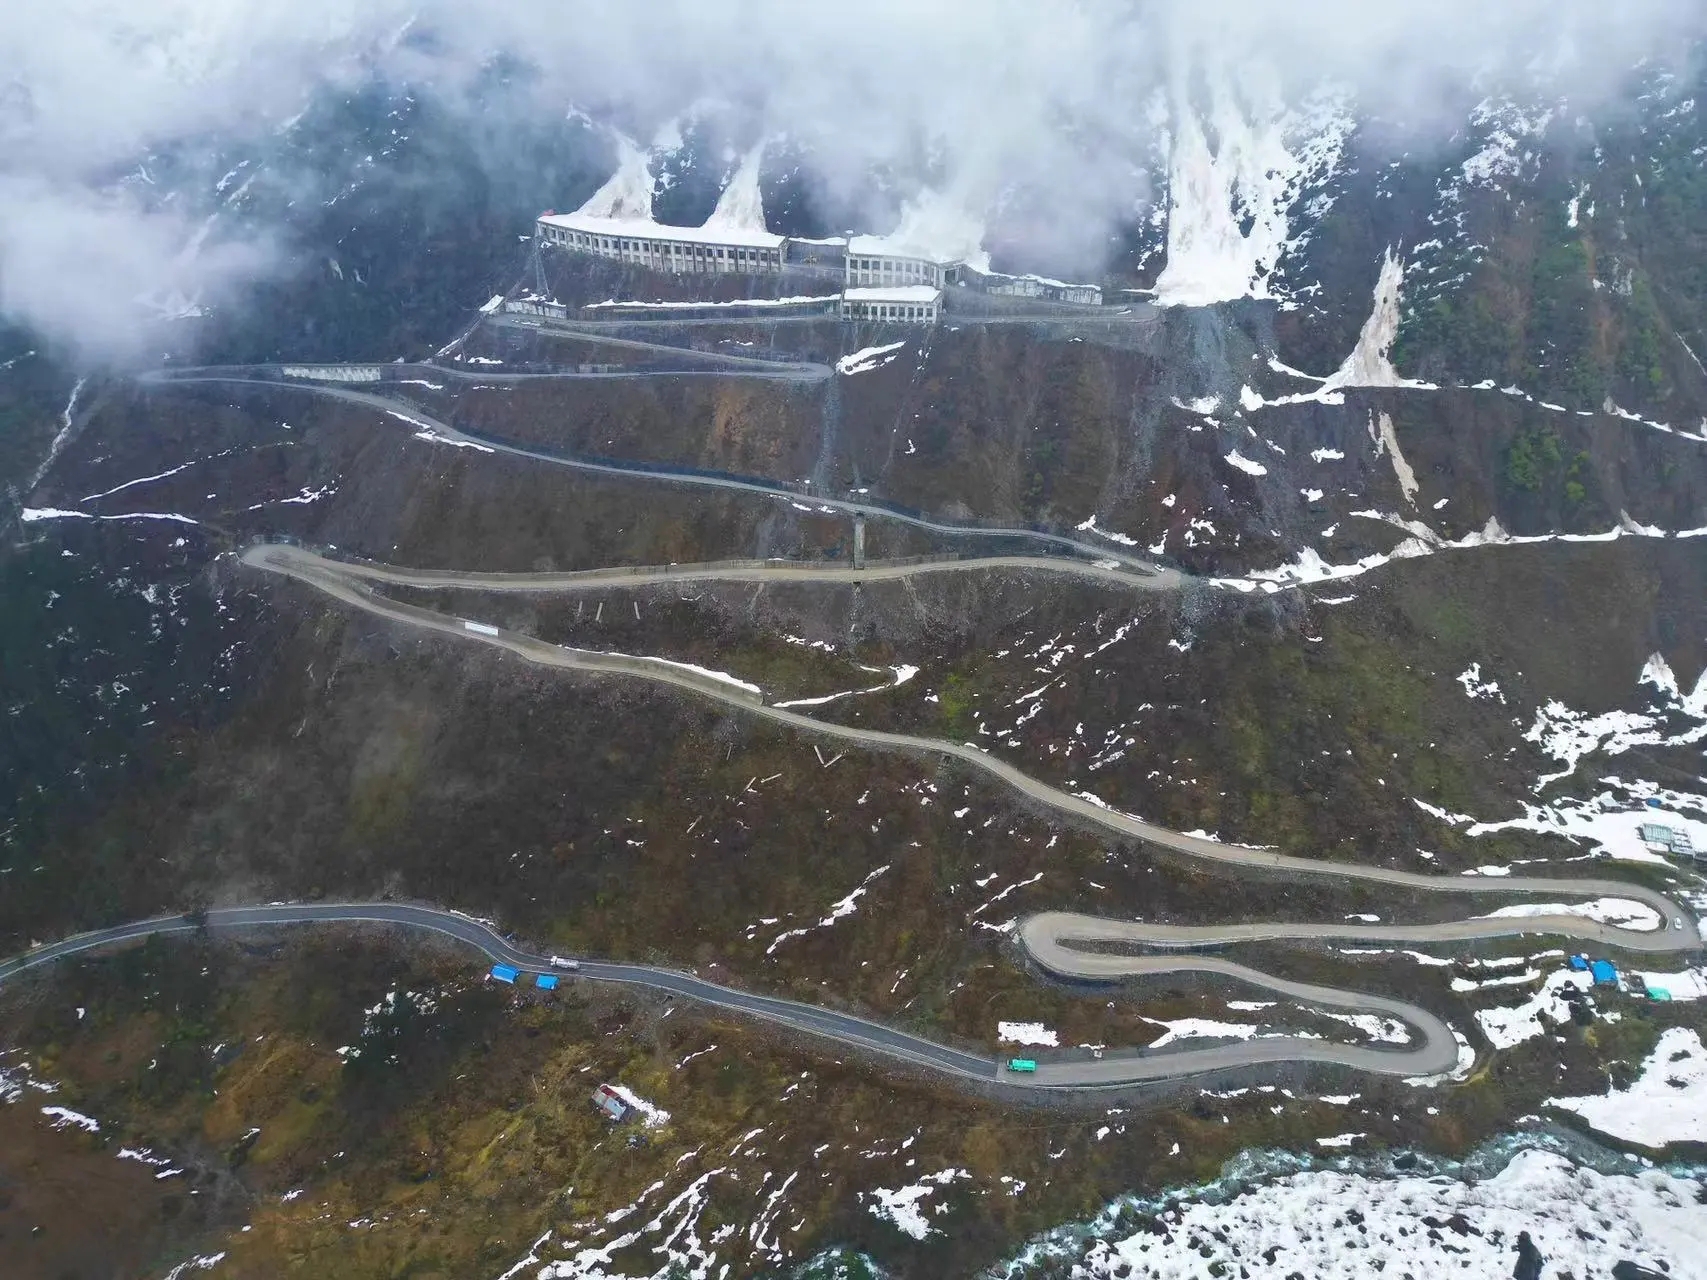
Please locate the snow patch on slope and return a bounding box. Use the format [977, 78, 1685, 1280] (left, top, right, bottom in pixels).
[1320, 250, 1428, 393]
[1002, 1148, 1707, 1279]
[836, 342, 906, 375]
[1476, 898, 1662, 932]
[577, 134, 655, 220]
[1548, 1027, 1707, 1147]
[1153, 61, 1352, 308]
[867, 1169, 969, 1240]
[702, 141, 768, 233]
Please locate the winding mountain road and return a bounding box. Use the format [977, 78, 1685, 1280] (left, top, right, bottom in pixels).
[0, 902, 1481, 1087]
[5, 897, 1693, 1088]
[72, 360, 1701, 1091]
[253, 544, 1179, 596]
[140, 369, 1167, 572]
[241, 544, 1701, 956]
[5, 554, 1696, 1091]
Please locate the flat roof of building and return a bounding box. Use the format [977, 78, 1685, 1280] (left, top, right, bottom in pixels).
[847, 234, 961, 264]
[540, 211, 785, 251]
[844, 285, 943, 304]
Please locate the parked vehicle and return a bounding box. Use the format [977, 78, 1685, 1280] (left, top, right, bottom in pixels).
[550, 956, 580, 971]
[1007, 1058, 1038, 1073]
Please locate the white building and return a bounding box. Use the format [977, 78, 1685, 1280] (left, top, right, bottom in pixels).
[841, 285, 942, 324]
[844, 235, 958, 290]
[536, 156, 1097, 322]
[536, 212, 785, 274]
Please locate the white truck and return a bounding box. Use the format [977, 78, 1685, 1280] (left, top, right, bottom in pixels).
[549, 956, 580, 971]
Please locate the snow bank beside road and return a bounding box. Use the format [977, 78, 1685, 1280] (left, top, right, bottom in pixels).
[1476, 898, 1662, 932]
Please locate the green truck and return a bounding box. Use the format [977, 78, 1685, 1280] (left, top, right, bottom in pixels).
[1006, 1058, 1038, 1073]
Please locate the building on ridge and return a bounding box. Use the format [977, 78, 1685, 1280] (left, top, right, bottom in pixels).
[536, 211, 785, 274]
[534, 159, 1099, 322]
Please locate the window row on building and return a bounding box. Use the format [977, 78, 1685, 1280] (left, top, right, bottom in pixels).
[845, 254, 946, 288]
[537, 214, 784, 274]
[841, 287, 941, 324]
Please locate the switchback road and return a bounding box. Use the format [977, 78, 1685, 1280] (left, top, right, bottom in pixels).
[0, 902, 1467, 1087]
[140, 370, 1167, 573]
[9, 899, 1694, 1087]
[244, 544, 1701, 954]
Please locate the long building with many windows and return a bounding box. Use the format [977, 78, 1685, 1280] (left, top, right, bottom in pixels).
[536, 212, 786, 274]
[844, 235, 960, 289]
[536, 204, 1098, 323]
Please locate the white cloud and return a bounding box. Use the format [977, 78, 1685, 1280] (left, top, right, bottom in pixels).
[0, 0, 1699, 361]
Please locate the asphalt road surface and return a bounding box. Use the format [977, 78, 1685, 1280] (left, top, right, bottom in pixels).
[20, 898, 1688, 1085]
[252, 544, 1182, 596]
[141, 369, 1166, 572]
[243, 544, 1702, 957]
[0, 902, 1465, 1086]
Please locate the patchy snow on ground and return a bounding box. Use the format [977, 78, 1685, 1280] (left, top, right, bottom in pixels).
[835, 341, 906, 375]
[160, 1253, 227, 1279]
[1475, 968, 1594, 1050]
[1404, 1026, 1477, 1087]
[1225, 449, 1267, 476]
[766, 865, 891, 954]
[1141, 1017, 1320, 1049]
[773, 664, 916, 710]
[1460, 786, 1706, 869]
[1001, 1148, 1707, 1279]
[998, 1022, 1059, 1048]
[403, 421, 495, 453]
[1452, 968, 1542, 993]
[1634, 966, 1707, 1002]
[598, 653, 761, 697]
[866, 1169, 969, 1240]
[1214, 516, 1703, 596]
[532, 1163, 731, 1278]
[1315, 1131, 1365, 1149]
[1456, 662, 1505, 703]
[1518, 653, 1707, 789]
[1317, 1011, 1410, 1045]
[40, 1105, 100, 1132]
[1476, 898, 1662, 931]
[1074, 514, 1139, 547]
[1548, 1027, 1707, 1147]
[604, 1084, 670, 1129]
[21, 507, 199, 526]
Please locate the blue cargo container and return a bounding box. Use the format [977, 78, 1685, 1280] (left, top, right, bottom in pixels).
[535, 974, 559, 991]
[490, 964, 519, 984]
